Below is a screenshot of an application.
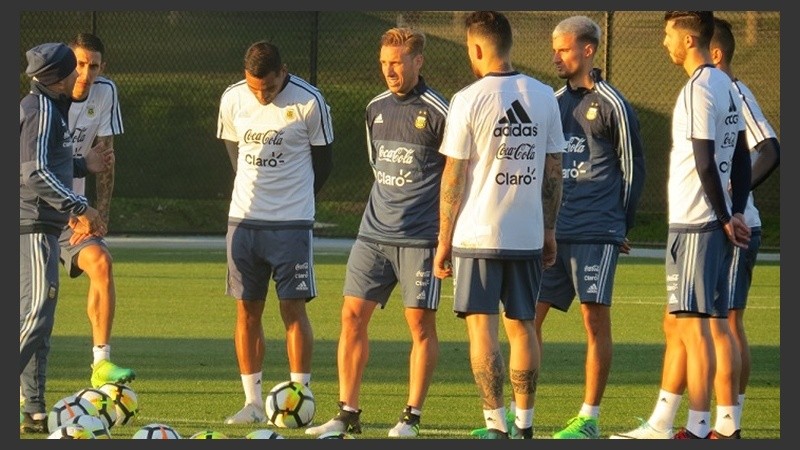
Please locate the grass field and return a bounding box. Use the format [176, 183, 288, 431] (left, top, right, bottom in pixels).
[24, 245, 780, 440]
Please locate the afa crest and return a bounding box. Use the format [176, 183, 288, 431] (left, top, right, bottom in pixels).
[86, 106, 96, 118]
[286, 109, 295, 120]
[585, 103, 598, 121]
[414, 111, 427, 129]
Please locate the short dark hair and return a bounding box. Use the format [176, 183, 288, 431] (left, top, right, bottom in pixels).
[711, 17, 736, 65]
[664, 11, 714, 48]
[69, 32, 105, 57]
[465, 11, 513, 56]
[244, 40, 282, 78]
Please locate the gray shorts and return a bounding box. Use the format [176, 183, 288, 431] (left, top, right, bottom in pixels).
[539, 243, 619, 311]
[59, 227, 107, 278]
[225, 225, 316, 302]
[452, 256, 542, 320]
[666, 228, 732, 318]
[343, 239, 440, 310]
[728, 229, 761, 310]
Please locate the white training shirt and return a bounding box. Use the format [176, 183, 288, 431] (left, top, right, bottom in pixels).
[734, 80, 778, 228]
[217, 74, 334, 222]
[68, 76, 124, 196]
[667, 65, 745, 226]
[439, 72, 567, 253]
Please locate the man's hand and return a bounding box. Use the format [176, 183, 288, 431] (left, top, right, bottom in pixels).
[723, 213, 751, 249]
[433, 242, 453, 279]
[542, 229, 557, 269]
[69, 207, 107, 245]
[619, 237, 631, 255]
[84, 141, 115, 174]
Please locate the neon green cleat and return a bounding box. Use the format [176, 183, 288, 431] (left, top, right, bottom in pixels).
[552, 416, 600, 439]
[91, 360, 136, 388]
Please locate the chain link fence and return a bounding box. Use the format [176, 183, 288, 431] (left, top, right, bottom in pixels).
[20, 11, 780, 247]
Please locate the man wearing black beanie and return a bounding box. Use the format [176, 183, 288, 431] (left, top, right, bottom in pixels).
[20, 42, 114, 433]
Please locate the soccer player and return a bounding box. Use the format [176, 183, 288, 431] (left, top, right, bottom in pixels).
[305, 27, 448, 438]
[217, 40, 334, 424]
[611, 16, 779, 440]
[433, 11, 566, 439]
[20, 41, 112, 433]
[21, 33, 133, 434]
[611, 11, 751, 440]
[539, 15, 645, 439]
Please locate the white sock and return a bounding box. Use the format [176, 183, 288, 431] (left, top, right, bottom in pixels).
[484, 407, 508, 433]
[241, 372, 263, 407]
[714, 404, 738, 436]
[648, 389, 682, 432]
[290, 372, 311, 388]
[736, 393, 745, 425]
[409, 406, 422, 416]
[686, 409, 711, 438]
[515, 405, 533, 429]
[93, 345, 110, 365]
[579, 403, 599, 419]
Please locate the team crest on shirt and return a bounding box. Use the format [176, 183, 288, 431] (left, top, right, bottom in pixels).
[86, 104, 96, 118]
[585, 102, 598, 121]
[415, 111, 427, 129]
[285, 109, 295, 120]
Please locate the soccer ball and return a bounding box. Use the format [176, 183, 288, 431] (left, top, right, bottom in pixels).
[317, 431, 356, 439]
[132, 422, 182, 439]
[265, 380, 315, 428]
[97, 383, 138, 426]
[245, 429, 285, 439]
[47, 394, 99, 433]
[47, 423, 96, 439]
[74, 387, 117, 429]
[66, 414, 111, 439]
[189, 430, 228, 439]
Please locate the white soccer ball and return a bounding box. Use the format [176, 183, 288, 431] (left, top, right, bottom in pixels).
[246, 428, 285, 439]
[265, 380, 315, 428]
[317, 430, 356, 439]
[132, 422, 182, 439]
[97, 383, 138, 426]
[47, 394, 99, 433]
[66, 413, 111, 439]
[74, 387, 117, 429]
[47, 423, 96, 439]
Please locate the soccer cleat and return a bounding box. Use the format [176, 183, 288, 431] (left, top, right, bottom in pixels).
[224, 403, 266, 424]
[710, 429, 741, 439]
[553, 415, 600, 439]
[469, 406, 515, 437]
[305, 402, 362, 435]
[91, 360, 136, 388]
[609, 418, 673, 439]
[509, 423, 533, 439]
[20, 412, 48, 434]
[388, 406, 420, 438]
[480, 428, 509, 439]
[672, 427, 711, 439]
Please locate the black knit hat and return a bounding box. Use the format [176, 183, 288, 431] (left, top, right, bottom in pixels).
[25, 42, 77, 86]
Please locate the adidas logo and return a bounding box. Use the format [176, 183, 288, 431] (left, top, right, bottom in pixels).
[669, 293, 678, 304]
[586, 283, 598, 294]
[724, 92, 739, 125]
[297, 281, 309, 291]
[374, 113, 384, 124]
[494, 100, 538, 137]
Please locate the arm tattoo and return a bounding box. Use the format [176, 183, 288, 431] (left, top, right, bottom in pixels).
[94, 135, 115, 224]
[438, 157, 467, 244]
[542, 153, 562, 230]
[471, 350, 506, 409]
